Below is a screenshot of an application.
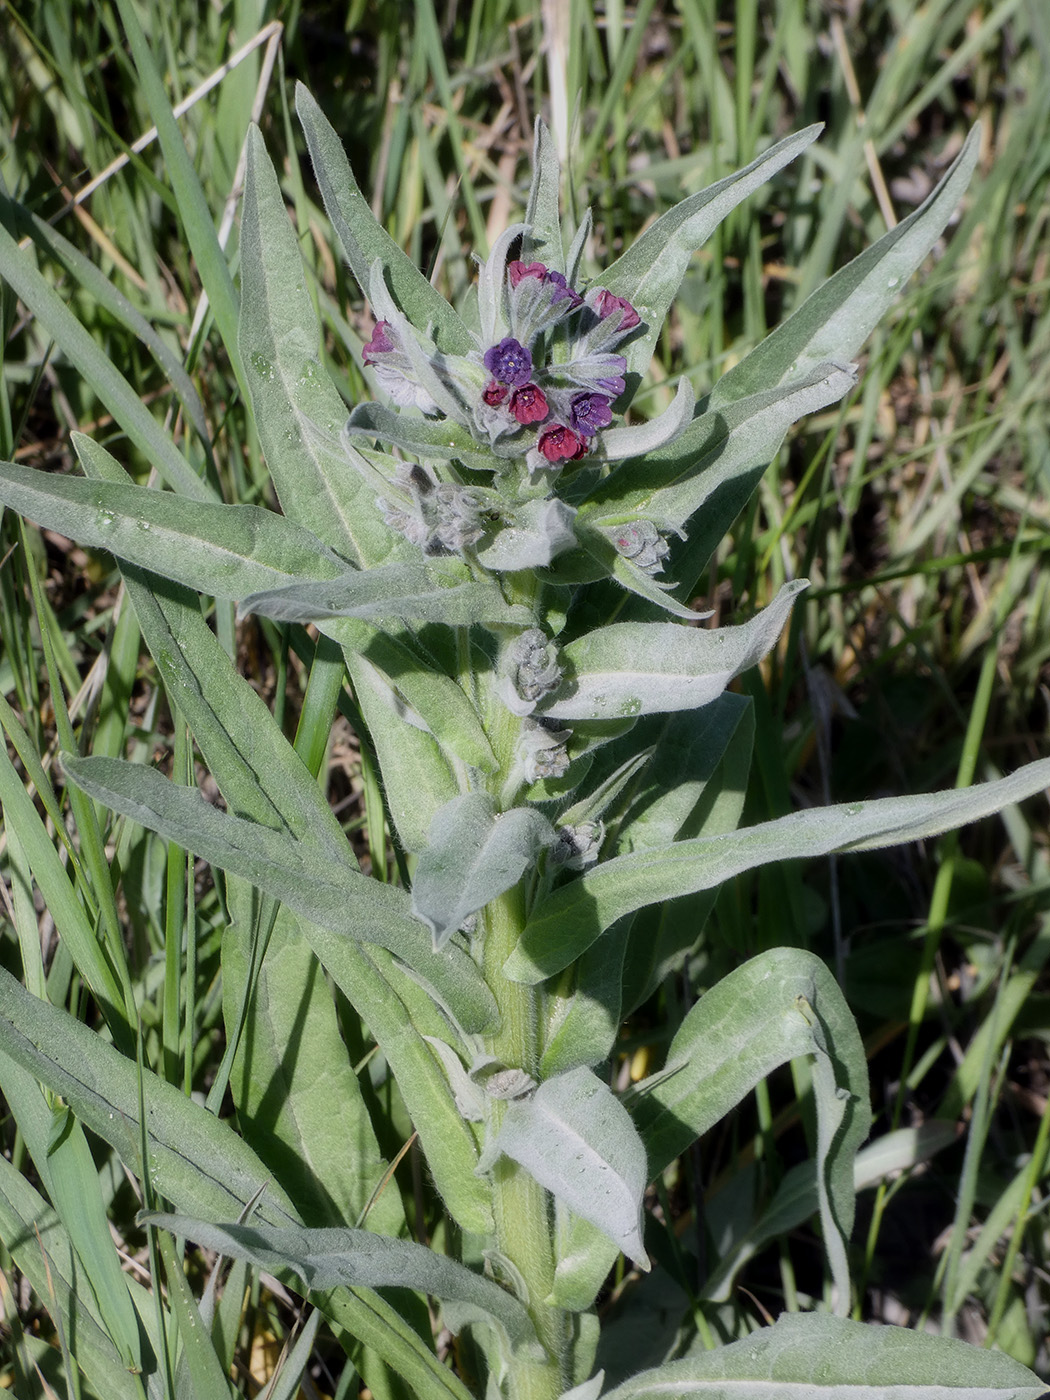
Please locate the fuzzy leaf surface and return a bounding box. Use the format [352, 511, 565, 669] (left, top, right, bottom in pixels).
[710, 125, 982, 406]
[142, 1214, 541, 1359]
[600, 1310, 1046, 1399]
[506, 758, 1050, 982]
[240, 126, 395, 565]
[0, 457, 346, 600]
[412, 793, 556, 947]
[539, 581, 806, 721]
[241, 563, 531, 627]
[61, 754, 497, 1035]
[481, 1067, 649, 1270]
[599, 126, 822, 381]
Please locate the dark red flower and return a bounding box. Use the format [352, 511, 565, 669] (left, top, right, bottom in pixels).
[483, 380, 509, 406]
[538, 424, 587, 463]
[508, 260, 548, 287]
[593, 290, 641, 330]
[510, 383, 549, 425]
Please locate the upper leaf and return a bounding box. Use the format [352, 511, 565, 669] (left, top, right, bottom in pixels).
[411, 792, 556, 947]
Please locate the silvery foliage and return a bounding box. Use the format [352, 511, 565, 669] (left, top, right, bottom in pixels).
[1, 82, 1047, 1400]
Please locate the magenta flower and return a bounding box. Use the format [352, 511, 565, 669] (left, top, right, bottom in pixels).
[484, 337, 533, 386]
[510, 384, 549, 425]
[569, 393, 613, 437]
[593, 290, 641, 330]
[538, 424, 587, 463]
[362, 320, 397, 361]
[508, 260, 548, 287]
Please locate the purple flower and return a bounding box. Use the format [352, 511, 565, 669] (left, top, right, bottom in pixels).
[510, 383, 549, 425]
[484, 337, 533, 387]
[593, 290, 641, 330]
[538, 424, 587, 463]
[595, 372, 627, 397]
[547, 271, 584, 307]
[569, 392, 613, 437]
[508, 260, 547, 287]
[362, 319, 397, 361]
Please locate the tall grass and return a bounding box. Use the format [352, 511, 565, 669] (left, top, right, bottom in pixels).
[1, 0, 1048, 1391]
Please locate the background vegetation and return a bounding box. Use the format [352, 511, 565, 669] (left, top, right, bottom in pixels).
[1, 0, 1048, 1391]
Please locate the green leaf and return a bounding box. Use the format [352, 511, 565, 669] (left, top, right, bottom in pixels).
[480, 1067, 649, 1270]
[0, 454, 347, 600]
[522, 119, 565, 274]
[710, 125, 982, 406]
[241, 562, 532, 628]
[60, 753, 497, 1035]
[600, 1310, 1046, 1399]
[346, 402, 498, 471]
[240, 126, 395, 566]
[0, 1153, 159, 1400]
[599, 126, 823, 382]
[506, 757, 1050, 983]
[539, 581, 807, 721]
[475, 498, 578, 573]
[412, 793, 555, 947]
[599, 378, 695, 460]
[223, 908, 405, 1236]
[344, 650, 462, 854]
[635, 949, 868, 1308]
[142, 1214, 542, 1361]
[295, 84, 472, 355]
[0, 970, 476, 1399]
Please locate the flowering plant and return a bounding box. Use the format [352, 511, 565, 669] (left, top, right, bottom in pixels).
[0, 80, 1047, 1400]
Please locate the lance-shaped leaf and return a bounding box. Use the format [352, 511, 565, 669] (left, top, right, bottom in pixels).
[505, 756, 1050, 983]
[522, 119, 565, 273]
[632, 948, 869, 1313]
[0, 456, 347, 599]
[584, 364, 856, 542]
[600, 1311, 1046, 1400]
[538, 580, 806, 721]
[412, 792, 556, 947]
[295, 83, 472, 355]
[240, 125, 395, 566]
[142, 1215, 541, 1360]
[475, 498, 578, 572]
[346, 401, 498, 471]
[710, 124, 982, 407]
[479, 1067, 649, 1270]
[599, 378, 695, 461]
[598, 126, 822, 382]
[60, 754, 497, 1035]
[240, 562, 532, 628]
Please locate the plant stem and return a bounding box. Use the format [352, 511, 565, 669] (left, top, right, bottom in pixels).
[483, 884, 567, 1399]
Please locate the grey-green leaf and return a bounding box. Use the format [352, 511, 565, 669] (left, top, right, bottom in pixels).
[506, 757, 1050, 983]
[710, 125, 982, 407]
[600, 1310, 1046, 1400]
[599, 126, 823, 382]
[61, 754, 497, 1034]
[412, 792, 556, 947]
[539, 581, 806, 721]
[599, 378, 695, 461]
[142, 1214, 542, 1360]
[480, 1067, 649, 1270]
[296, 84, 472, 355]
[241, 563, 531, 628]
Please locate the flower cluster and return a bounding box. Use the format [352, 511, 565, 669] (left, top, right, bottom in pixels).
[360, 250, 642, 476]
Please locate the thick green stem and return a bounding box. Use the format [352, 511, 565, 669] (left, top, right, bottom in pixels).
[483, 885, 568, 1400]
